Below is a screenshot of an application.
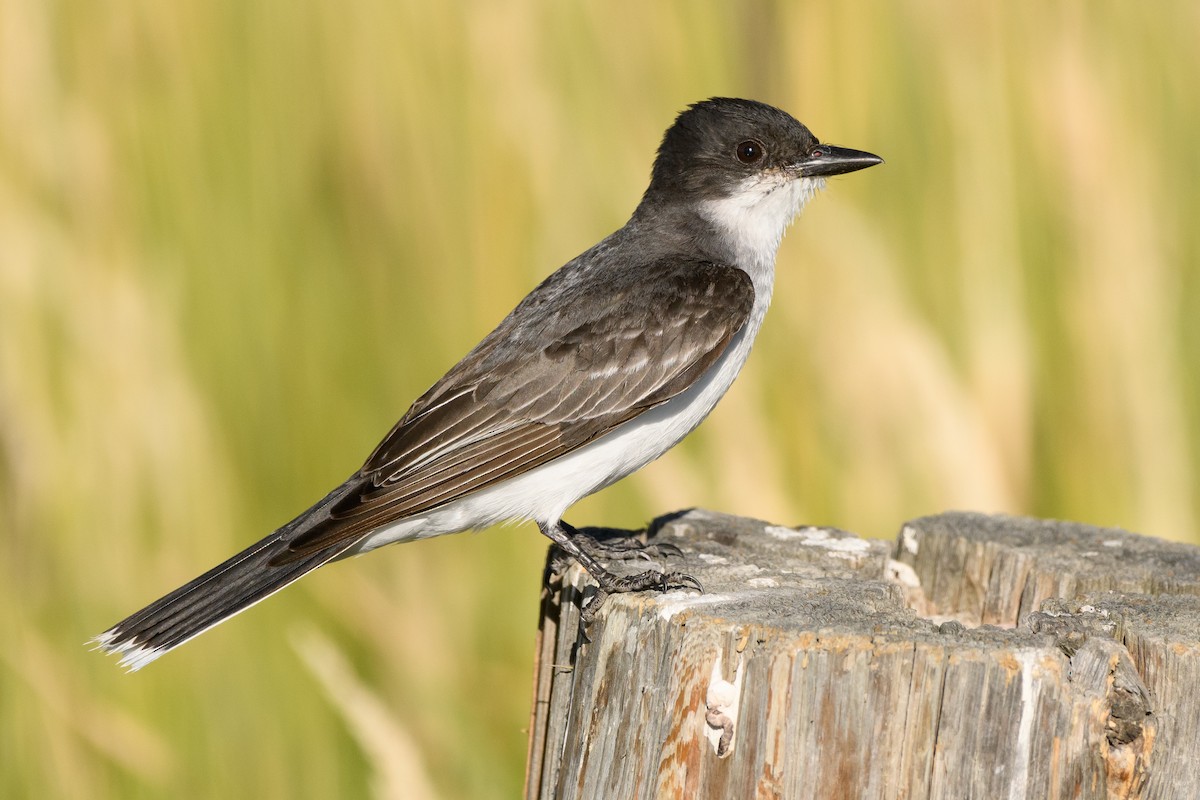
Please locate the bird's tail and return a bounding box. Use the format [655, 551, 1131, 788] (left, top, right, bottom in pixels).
[92, 529, 355, 671]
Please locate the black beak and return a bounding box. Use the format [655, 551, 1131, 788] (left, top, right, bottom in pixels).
[796, 145, 883, 177]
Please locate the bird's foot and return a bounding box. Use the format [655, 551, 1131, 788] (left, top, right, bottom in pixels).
[539, 520, 701, 628]
[580, 570, 703, 625]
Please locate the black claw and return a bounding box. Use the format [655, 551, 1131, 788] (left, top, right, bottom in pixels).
[665, 572, 704, 593]
[644, 541, 684, 559]
[580, 589, 608, 627]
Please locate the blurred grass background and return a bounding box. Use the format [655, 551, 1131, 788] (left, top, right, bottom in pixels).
[1, 0, 1197, 797]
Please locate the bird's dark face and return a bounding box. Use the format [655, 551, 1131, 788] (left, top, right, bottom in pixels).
[643, 98, 882, 265]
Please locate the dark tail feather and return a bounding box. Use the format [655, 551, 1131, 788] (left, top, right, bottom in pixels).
[93, 530, 355, 671]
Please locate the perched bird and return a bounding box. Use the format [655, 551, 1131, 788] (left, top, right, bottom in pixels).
[94, 97, 881, 670]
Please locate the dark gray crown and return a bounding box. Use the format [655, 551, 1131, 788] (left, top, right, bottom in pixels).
[646, 98, 819, 201]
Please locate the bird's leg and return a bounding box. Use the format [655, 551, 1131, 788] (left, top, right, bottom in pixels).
[538, 520, 702, 625]
[539, 521, 613, 582]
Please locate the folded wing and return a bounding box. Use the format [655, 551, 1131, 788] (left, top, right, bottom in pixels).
[275, 257, 754, 560]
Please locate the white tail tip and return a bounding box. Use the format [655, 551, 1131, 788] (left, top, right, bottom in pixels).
[90, 629, 168, 672]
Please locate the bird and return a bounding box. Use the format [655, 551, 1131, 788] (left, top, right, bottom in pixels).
[94, 97, 882, 670]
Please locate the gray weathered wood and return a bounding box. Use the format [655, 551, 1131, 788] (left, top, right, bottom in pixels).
[525, 510, 1200, 800]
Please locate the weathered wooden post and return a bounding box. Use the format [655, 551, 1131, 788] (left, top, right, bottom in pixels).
[525, 510, 1200, 800]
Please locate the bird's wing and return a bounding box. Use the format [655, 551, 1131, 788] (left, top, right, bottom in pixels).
[274, 257, 754, 560]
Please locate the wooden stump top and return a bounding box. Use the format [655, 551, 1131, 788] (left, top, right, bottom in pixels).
[526, 510, 1200, 800]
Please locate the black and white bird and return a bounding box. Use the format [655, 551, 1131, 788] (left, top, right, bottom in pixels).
[95, 97, 881, 670]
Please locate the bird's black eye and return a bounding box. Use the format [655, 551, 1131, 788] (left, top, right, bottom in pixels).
[735, 140, 764, 164]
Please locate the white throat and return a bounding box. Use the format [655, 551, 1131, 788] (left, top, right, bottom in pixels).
[700, 174, 824, 286]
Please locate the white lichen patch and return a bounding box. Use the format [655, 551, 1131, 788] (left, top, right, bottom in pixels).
[764, 524, 804, 540]
[901, 525, 920, 555]
[766, 525, 871, 558]
[655, 592, 733, 621]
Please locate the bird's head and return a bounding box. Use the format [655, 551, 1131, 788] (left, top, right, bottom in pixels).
[641, 98, 882, 265]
